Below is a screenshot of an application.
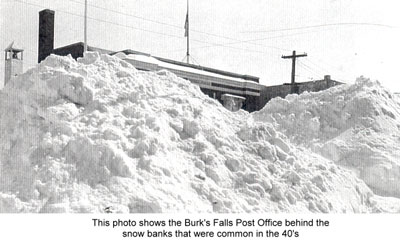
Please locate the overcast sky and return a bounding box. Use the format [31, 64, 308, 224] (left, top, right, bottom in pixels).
[1, 0, 400, 91]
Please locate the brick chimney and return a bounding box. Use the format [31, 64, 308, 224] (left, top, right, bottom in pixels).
[38, 9, 55, 63]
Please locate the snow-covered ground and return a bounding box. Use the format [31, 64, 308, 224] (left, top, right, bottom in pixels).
[254, 78, 400, 200]
[0, 53, 398, 213]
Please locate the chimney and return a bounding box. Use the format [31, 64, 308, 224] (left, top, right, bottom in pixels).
[324, 75, 332, 87]
[38, 9, 55, 63]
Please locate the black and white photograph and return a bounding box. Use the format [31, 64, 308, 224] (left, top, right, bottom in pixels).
[0, 0, 400, 243]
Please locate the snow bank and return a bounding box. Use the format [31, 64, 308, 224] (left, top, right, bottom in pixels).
[0, 53, 396, 213]
[254, 77, 400, 200]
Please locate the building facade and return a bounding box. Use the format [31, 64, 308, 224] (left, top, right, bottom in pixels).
[37, 9, 341, 112]
[38, 9, 262, 112]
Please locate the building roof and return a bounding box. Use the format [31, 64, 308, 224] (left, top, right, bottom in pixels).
[53, 42, 113, 54]
[52, 42, 261, 86]
[112, 49, 260, 83]
[4, 41, 24, 52]
[118, 52, 260, 87]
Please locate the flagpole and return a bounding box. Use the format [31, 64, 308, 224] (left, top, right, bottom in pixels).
[84, 0, 88, 54]
[186, 0, 189, 64]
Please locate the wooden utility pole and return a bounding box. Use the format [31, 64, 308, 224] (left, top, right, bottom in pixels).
[282, 50, 307, 84]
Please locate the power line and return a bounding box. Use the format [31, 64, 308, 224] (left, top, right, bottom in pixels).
[295, 74, 315, 81]
[169, 41, 290, 54]
[301, 60, 331, 77]
[301, 61, 331, 78]
[8, 0, 360, 84]
[65, 0, 184, 29]
[168, 41, 286, 56]
[304, 58, 331, 73]
[303, 57, 353, 82]
[62, 0, 292, 52]
[300, 59, 353, 83]
[298, 65, 322, 80]
[242, 22, 397, 34]
[172, 25, 356, 54]
[13, 0, 186, 39]
[14, 0, 287, 55]
[307, 57, 346, 74]
[21, 0, 348, 59]
[13, 0, 292, 57]
[303, 58, 342, 79]
[298, 61, 323, 78]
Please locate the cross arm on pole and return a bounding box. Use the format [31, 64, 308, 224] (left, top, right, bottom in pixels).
[282, 52, 307, 59]
[281, 50, 308, 85]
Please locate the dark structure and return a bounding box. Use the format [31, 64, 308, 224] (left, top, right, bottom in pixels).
[37, 9, 342, 112]
[259, 75, 342, 107]
[38, 9, 55, 63]
[53, 42, 112, 58]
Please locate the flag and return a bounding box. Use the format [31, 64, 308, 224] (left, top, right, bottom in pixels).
[184, 13, 189, 37]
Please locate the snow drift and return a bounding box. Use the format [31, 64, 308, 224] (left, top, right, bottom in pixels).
[254, 78, 400, 199]
[0, 53, 398, 213]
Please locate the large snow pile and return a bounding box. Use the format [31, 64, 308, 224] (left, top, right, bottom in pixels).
[0, 53, 397, 213]
[254, 78, 400, 200]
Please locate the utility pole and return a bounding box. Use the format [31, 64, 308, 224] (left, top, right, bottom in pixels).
[84, 0, 88, 54]
[282, 50, 307, 84]
[185, 0, 190, 63]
